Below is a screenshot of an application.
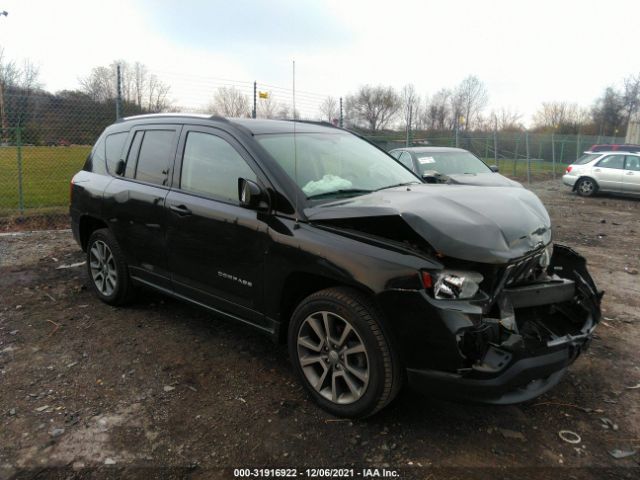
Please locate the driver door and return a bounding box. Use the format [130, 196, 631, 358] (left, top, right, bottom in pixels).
[165, 126, 272, 330]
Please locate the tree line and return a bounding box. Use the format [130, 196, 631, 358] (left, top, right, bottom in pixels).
[1, 45, 638, 145]
[0, 51, 172, 145]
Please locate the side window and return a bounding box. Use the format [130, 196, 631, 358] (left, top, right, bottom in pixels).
[89, 135, 107, 174]
[597, 155, 624, 169]
[124, 131, 144, 178]
[398, 152, 414, 170]
[133, 130, 176, 185]
[625, 156, 640, 171]
[105, 132, 128, 174]
[181, 131, 257, 202]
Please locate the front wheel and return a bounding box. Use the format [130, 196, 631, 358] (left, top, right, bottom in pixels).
[288, 287, 402, 418]
[86, 228, 135, 306]
[576, 177, 597, 197]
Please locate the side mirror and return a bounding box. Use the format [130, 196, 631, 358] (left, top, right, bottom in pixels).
[115, 159, 126, 176]
[489, 165, 499, 172]
[422, 170, 442, 184]
[238, 178, 268, 210]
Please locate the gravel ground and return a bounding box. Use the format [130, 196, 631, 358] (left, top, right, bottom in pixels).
[1, 180, 639, 480]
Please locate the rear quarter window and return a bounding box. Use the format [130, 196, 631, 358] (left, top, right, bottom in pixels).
[87, 135, 107, 174]
[105, 132, 129, 174]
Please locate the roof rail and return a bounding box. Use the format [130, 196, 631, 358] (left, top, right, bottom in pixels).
[284, 119, 342, 129]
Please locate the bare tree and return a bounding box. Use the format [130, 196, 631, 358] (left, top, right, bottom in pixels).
[455, 75, 488, 130]
[79, 66, 116, 102]
[209, 86, 251, 117]
[345, 85, 401, 132]
[422, 89, 452, 130]
[401, 84, 420, 131]
[257, 92, 279, 119]
[79, 61, 171, 111]
[319, 96, 338, 123]
[490, 107, 522, 131]
[622, 74, 640, 127]
[0, 48, 42, 142]
[533, 101, 581, 130]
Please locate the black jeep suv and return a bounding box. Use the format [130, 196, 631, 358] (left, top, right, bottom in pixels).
[70, 114, 602, 418]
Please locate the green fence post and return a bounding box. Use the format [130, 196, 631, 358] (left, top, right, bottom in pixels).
[513, 135, 520, 177]
[525, 131, 531, 185]
[551, 132, 556, 179]
[16, 126, 25, 215]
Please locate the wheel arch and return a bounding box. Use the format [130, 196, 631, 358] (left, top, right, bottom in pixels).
[276, 271, 375, 343]
[574, 175, 599, 192]
[78, 215, 109, 251]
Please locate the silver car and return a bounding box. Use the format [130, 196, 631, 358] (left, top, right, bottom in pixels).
[562, 151, 640, 197]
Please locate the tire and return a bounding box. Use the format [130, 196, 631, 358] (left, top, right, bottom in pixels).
[576, 177, 597, 197]
[288, 287, 402, 418]
[86, 228, 135, 306]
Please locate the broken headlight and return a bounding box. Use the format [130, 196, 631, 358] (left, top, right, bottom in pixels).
[539, 243, 553, 269]
[432, 270, 484, 300]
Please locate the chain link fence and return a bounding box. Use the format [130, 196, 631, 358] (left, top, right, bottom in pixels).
[0, 74, 626, 223]
[364, 130, 624, 183]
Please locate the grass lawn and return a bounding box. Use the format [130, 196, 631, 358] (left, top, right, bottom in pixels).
[0, 147, 572, 217]
[0, 145, 90, 216]
[484, 157, 570, 181]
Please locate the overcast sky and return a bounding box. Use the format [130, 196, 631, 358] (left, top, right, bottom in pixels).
[1, 0, 639, 124]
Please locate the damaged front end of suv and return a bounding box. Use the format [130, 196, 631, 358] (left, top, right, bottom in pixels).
[306, 184, 603, 404]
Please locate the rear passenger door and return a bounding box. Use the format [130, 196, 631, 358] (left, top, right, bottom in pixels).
[622, 155, 640, 193]
[102, 125, 180, 289]
[593, 154, 624, 192]
[165, 126, 271, 330]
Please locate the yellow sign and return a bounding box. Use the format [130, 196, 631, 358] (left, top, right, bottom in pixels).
[259, 91, 269, 99]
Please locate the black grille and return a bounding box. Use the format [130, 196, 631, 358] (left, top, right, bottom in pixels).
[504, 250, 544, 287]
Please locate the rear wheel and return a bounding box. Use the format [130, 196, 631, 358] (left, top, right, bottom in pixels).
[576, 177, 597, 197]
[86, 228, 135, 306]
[288, 287, 402, 418]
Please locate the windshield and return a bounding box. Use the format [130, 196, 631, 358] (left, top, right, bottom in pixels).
[574, 153, 601, 165]
[256, 132, 420, 199]
[415, 151, 491, 175]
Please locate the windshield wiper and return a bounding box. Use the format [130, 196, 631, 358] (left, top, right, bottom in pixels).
[307, 189, 373, 200]
[375, 182, 421, 191]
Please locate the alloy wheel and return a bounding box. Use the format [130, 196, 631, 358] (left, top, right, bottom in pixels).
[579, 179, 594, 195]
[296, 311, 370, 404]
[89, 240, 117, 296]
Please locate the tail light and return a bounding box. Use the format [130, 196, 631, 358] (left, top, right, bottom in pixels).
[566, 166, 572, 173]
[69, 178, 74, 204]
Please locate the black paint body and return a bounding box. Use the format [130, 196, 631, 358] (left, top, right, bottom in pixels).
[71, 115, 602, 404]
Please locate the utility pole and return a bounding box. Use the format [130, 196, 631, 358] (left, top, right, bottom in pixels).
[115, 64, 123, 120]
[0, 10, 8, 143]
[252, 81, 257, 119]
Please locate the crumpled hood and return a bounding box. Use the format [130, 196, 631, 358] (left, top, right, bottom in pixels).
[446, 173, 522, 188]
[305, 184, 551, 264]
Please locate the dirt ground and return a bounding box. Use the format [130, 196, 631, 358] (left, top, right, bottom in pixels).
[1, 180, 639, 480]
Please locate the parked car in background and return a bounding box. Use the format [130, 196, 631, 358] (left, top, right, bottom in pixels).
[586, 144, 640, 153]
[70, 115, 602, 418]
[562, 151, 640, 197]
[389, 146, 521, 187]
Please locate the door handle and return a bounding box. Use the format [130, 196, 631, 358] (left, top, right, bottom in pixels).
[625, 171, 634, 175]
[594, 168, 601, 172]
[169, 204, 192, 216]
